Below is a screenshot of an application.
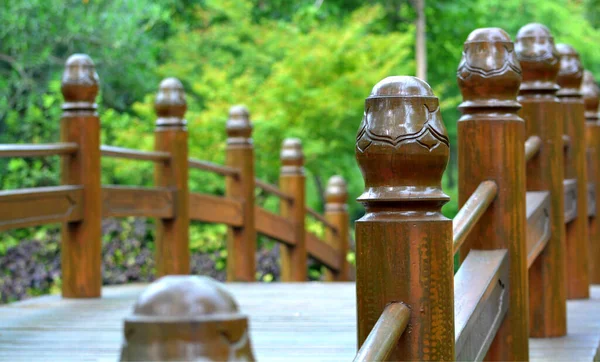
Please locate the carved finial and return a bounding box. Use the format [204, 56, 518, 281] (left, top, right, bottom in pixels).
[120, 276, 255, 361]
[325, 175, 348, 212]
[154, 77, 187, 128]
[556, 44, 584, 97]
[356, 76, 449, 207]
[226, 105, 253, 146]
[61, 54, 99, 110]
[582, 70, 600, 121]
[515, 23, 560, 92]
[280, 138, 304, 175]
[457, 28, 522, 108]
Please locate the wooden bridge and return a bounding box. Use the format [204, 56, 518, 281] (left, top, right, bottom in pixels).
[2, 24, 600, 361]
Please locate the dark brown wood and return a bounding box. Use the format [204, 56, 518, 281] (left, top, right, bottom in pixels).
[189, 192, 244, 227]
[225, 106, 257, 282]
[0, 143, 78, 158]
[154, 78, 190, 276]
[254, 206, 295, 245]
[525, 135, 542, 162]
[526, 191, 551, 268]
[279, 139, 307, 282]
[353, 303, 411, 362]
[454, 250, 509, 362]
[305, 231, 340, 272]
[515, 24, 567, 337]
[452, 180, 498, 255]
[356, 76, 454, 360]
[458, 28, 528, 360]
[0, 186, 83, 231]
[101, 186, 174, 219]
[100, 145, 170, 163]
[59, 54, 102, 298]
[563, 178, 578, 223]
[557, 43, 589, 300]
[189, 158, 240, 177]
[324, 175, 351, 281]
[255, 179, 294, 202]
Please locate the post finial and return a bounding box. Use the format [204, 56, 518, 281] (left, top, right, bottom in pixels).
[457, 28, 522, 109]
[356, 76, 449, 207]
[154, 77, 187, 128]
[120, 276, 255, 361]
[515, 23, 560, 92]
[226, 105, 252, 145]
[582, 70, 600, 121]
[325, 175, 348, 212]
[280, 138, 304, 175]
[556, 44, 584, 97]
[61, 54, 99, 110]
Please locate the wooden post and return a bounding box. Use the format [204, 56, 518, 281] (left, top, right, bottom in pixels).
[60, 54, 102, 298]
[279, 139, 306, 281]
[324, 175, 350, 281]
[355, 76, 454, 360]
[225, 105, 256, 282]
[154, 78, 190, 276]
[582, 70, 600, 284]
[556, 44, 590, 299]
[515, 23, 567, 336]
[457, 28, 529, 360]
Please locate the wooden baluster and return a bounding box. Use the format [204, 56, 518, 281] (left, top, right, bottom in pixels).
[457, 28, 528, 360]
[355, 76, 454, 360]
[582, 70, 600, 284]
[515, 23, 568, 336]
[154, 78, 190, 276]
[225, 105, 256, 282]
[279, 139, 306, 281]
[556, 44, 590, 299]
[324, 175, 350, 281]
[60, 54, 102, 298]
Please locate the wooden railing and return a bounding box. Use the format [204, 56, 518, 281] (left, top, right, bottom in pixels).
[0, 54, 352, 298]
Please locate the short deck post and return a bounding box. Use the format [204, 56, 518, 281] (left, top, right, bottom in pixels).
[225, 106, 256, 282]
[324, 175, 350, 281]
[457, 28, 529, 360]
[279, 139, 306, 281]
[515, 23, 568, 336]
[154, 78, 190, 276]
[556, 44, 590, 299]
[60, 54, 102, 298]
[355, 76, 454, 360]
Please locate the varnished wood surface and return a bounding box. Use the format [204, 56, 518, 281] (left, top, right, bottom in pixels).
[189, 157, 240, 177]
[255, 206, 295, 245]
[101, 186, 174, 219]
[526, 191, 551, 268]
[189, 192, 244, 226]
[564, 178, 578, 223]
[1, 283, 600, 362]
[100, 145, 170, 163]
[0, 142, 78, 157]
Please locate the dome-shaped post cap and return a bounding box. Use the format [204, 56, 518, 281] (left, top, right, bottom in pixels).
[514, 23, 560, 91]
[280, 138, 304, 175]
[61, 53, 99, 109]
[582, 70, 600, 120]
[556, 44, 583, 96]
[325, 175, 348, 211]
[226, 105, 253, 145]
[154, 77, 187, 128]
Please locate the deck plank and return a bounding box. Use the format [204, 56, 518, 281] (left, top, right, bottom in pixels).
[0, 283, 599, 361]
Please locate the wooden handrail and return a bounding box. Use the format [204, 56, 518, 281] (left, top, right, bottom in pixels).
[453, 181, 498, 254]
[189, 158, 240, 177]
[306, 206, 338, 232]
[100, 145, 170, 163]
[524, 135, 542, 162]
[255, 179, 294, 202]
[353, 302, 411, 362]
[0, 143, 78, 158]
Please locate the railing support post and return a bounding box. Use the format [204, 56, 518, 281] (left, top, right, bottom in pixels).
[60, 54, 102, 298]
[279, 139, 306, 281]
[324, 175, 350, 281]
[457, 28, 529, 360]
[154, 78, 190, 276]
[355, 76, 454, 360]
[225, 106, 256, 281]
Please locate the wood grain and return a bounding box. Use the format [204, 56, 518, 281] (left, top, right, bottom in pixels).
[101, 186, 174, 219]
[189, 192, 243, 226]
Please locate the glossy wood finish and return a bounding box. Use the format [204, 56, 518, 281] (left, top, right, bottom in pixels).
[353, 303, 411, 362]
[557, 43, 590, 299]
[189, 192, 244, 226]
[356, 76, 454, 361]
[324, 175, 351, 281]
[255, 179, 294, 202]
[255, 206, 295, 245]
[100, 145, 170, 163]
[153, 78, 190, 276]
[515, 23, 567, 337]
[59, 54, 102, 298]
[526, 191, 551, 268]
[563, 178, 578, 223]
[525, 135, 542, 162]
[101, 186, 174, 219]
[189, 158, 240, 177]
[0, 142, 78, 157]
[454, 250, 509, 362]
[225, 106, 256, 282]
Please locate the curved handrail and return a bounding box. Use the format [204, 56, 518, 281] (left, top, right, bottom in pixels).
[0, 143, 78, 158]
[255, 179, 294, 202]
[353, 302, 411, 362]
[189, 158, 240, 177]
[524, 135, 542, 162]
[453, 181, 498, 254]
[306, 206, 338, 232]
[100, 145, 170, 163]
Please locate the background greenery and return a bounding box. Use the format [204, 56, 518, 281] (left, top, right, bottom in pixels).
[2, 0, 600, 302]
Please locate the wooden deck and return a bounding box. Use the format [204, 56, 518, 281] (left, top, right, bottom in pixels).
[1, 283, 600, 361]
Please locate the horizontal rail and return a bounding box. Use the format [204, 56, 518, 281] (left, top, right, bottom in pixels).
[526, 191, 551, 268]
[100, 145, 171, 163]
[524, 135, 542, 162]
[453, 181, 498, 254]
[189, 192, 244, 226]
[255, 179, 294, 202]
[564, 178, 577, 223]
[306, 231, 341, 272]
[353, 302, 411, 362]
[102, 186, 174, 219]
[0, 143, 78, 158]
[0, 185, 83, 231]
[255, 206, 295, 245]
[189, 158, 240, 177]
[306, 207, 338, 232]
